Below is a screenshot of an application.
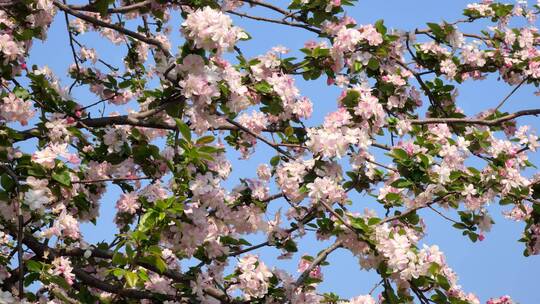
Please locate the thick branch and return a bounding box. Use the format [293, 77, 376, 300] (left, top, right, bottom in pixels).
[73, 268, 176, 300]
[2, 221, 230, 302]
[410, 109, 540, 126]
[68, 0, 155, 13]
[295, 239, 343, 286]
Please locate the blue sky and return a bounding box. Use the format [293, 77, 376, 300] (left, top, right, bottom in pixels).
[23, 0, 540, 302]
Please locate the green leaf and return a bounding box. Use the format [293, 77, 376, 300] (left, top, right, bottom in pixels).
[165, 101, 184, 118]
[374, 19, 387, 35]
[350, 218, 368, 232]
[175, 119, 191, 142]
[341, 90, 360, 108]
[93, 0, 115, 16]
[0, 174, 15, 191]
[270, 156, 280, 166]
[24, 272, 40, 287]
[139, 211, 157, 230]
[112, 252, 127, 266]
[52, 169, 71, 187]
[452, 223, 469, 230]
[392, 148, 409, 161]
[282, 239, 298, 253]
[436, 274, 451, 290]
[367, 58, 379, 71]
[427, 22, 444, 38]
[196, 136, 215, 145]
[198, 146, 221, 154]
[26, 260, 42, 272]
[13, 87, 30, 100]
[27, 164, 46, 178]
[112, 268, 125, 279]
[367, 217, 381, 225]
[391, 178, 413, 189]
[125, 271, 138, 287]
[532, 183, 540, 199]
[153, 256, 167, 273]
[254, 81, 273, 94]
[385, 192, 401, 202]
[418, 154, 430, 168]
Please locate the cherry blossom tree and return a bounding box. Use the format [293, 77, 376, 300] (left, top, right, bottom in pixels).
[0, 0, 539, 303]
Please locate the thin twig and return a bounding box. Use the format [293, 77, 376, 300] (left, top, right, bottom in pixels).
[228, 11, 320, 34]
[493, 77, 529, 113]
[62, 0, 81, 93]
[73, 176, 153, 184]
[52, 0, 171, 57]
[223, 116, 294, 160]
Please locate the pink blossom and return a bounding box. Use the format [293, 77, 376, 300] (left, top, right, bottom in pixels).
[382, 74, 407, 87]
[247, 178, 269, 201]
[307, 176, 347, 204]
[50, 210, 81, 240]
[440, 58, 458, 79]
[182, 7, 247, 52]
[358, 24, 383, 46]
[503, 204, 531, 221]
[144, 273, 175, 295]
[347, 295, 376, 304]
[24, 177, 52, 212]
[291, 96, 313, 119]
[297, 256, 322, 280]
[466, 3, 494, 16]
[79, 47, 97, 64]
[276, 158, 313, 202]
[116, 192, 140, 214]
[0, 93, 34, 126]
[236, 254, 273, 300]
[0, 34, 24, 63]
[140, 181, 168, 202]
[50, 257, 75, 285]
[237, 111, 268, 135]
[256, 164, 272, 181]
[486, 295, 514, 304]
[527, 60, 540, 79]
[418, 41, 451, 57]
[323, 107, 352, 130]
[103, 126, 130, 153]
[32, 147, 58, 169]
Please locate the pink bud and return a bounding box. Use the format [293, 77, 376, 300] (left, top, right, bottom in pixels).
[327, 77, 335, 85]
[67, 154, 81, 164]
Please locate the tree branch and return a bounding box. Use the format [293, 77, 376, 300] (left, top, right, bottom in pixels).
[228, 11, 320, 34]
[295, 239, 343, 286]
[67, 0, 155, 14]
[409, 108, 540, 126]
[52, 0, 171, 57]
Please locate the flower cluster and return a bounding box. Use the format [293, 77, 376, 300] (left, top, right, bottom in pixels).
[0, 93, 34, 126]
[182, 6, 247, 52]
[235, 254, 273, 300]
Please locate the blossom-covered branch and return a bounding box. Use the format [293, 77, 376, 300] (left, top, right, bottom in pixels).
[0, 0, 539, 303]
